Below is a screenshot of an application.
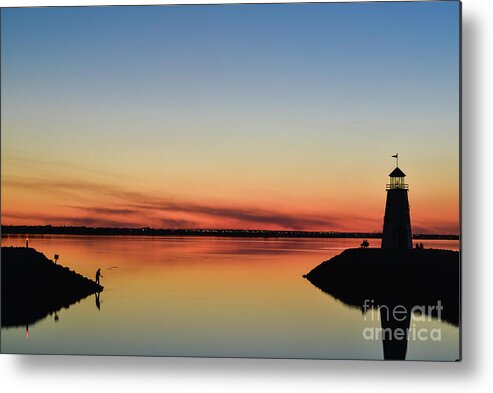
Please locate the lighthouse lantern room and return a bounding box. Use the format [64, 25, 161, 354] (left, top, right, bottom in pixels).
[386, 167, 408, 190]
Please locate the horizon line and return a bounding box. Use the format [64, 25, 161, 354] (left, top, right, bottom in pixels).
[1, 224, 460, 239]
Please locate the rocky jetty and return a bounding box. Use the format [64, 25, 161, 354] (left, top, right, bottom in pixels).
[304, 248, 460, 326]
[1, 247, 103, 327]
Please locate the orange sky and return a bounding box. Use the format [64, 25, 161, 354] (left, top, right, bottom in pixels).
[1, 150, 459, 234]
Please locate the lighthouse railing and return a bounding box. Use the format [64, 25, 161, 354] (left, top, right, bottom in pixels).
[386, 184, 409, 190]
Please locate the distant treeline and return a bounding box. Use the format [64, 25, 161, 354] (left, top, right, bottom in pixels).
[1, 225, 459, 240]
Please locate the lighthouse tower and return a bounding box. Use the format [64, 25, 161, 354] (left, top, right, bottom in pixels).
[381, 161, 412, 250]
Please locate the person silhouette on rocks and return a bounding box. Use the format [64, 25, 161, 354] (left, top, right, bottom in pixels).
[96, 268, 103, 285]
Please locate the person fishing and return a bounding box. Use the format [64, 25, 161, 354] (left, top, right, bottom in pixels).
[95, 268, 103, 285]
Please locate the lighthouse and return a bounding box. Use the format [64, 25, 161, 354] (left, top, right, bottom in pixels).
[381, 157, 412, 250]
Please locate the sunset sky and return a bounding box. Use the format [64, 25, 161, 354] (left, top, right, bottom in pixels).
[1, 2, 460, 234]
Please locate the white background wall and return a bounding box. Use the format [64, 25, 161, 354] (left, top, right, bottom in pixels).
[1, 0, 491, 391]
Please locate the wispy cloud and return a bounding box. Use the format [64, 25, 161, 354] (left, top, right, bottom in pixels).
[412, 222, 459, 235]
[71, 206, 137, 216]
[128, 200, 335, 230]
[2, 211, 140, 228]
[4, 176, 339, 230]
[2, 176, 458, 233]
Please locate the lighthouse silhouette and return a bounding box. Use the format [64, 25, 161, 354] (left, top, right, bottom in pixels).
[381, 154, 413, 250]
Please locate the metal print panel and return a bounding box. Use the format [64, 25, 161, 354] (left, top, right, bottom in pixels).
[0, 1, 461, 360]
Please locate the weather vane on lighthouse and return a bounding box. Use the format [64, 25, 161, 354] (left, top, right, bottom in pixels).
[392, 153, 398, 167]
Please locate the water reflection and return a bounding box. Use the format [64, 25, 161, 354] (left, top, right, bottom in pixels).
[1, 235, 459, 359]
[365, 303, 413, 360]
[380, 306, 411, 360]
[95, 292, 102, 311]
[363, 301, 455, 360]
[1, 292, 97, 329]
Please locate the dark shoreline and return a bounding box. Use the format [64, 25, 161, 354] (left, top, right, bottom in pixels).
[1, 225, 459, 240]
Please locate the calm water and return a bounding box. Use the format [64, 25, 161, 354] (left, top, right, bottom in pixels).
[1, 235, 459, 360]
